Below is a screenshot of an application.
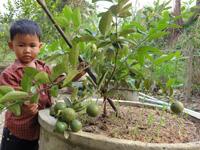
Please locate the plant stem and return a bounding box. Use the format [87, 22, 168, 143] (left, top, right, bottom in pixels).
[103, 97, 107, 117]
[105, 16, 119, 89]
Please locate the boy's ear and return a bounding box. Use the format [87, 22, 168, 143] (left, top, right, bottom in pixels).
[39, 42, 43, 49]
[8, 41, 14, 50]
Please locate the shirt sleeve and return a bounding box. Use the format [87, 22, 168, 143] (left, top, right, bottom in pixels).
[0, 72, 20, 89]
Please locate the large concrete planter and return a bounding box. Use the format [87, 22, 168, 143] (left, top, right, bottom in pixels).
[38, 101, 200, 150]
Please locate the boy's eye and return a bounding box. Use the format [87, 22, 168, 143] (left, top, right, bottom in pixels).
[18, 44, 24, 47]
[30, 44, 36, 48]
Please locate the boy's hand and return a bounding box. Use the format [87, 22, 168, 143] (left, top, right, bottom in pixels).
[22, 101, 38, 115]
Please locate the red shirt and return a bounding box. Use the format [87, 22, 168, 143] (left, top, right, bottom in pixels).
[0, 59, 52, 140]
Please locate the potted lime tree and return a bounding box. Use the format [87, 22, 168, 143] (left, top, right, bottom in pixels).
[37, 0, 200, 149]
[0, 0, 199, 150]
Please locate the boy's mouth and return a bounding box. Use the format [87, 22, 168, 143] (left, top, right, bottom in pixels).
[23, 55, 32, 59]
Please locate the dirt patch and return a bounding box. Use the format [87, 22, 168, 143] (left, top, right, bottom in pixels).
[80, 105, 200, 143]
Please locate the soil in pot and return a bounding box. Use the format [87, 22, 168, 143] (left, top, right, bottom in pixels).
[80, 104, 200, 143]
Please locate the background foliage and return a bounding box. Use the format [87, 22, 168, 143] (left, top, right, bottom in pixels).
[0, 0, 200, 96]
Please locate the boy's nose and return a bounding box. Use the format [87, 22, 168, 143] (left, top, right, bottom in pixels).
[24, 47, 31, 52]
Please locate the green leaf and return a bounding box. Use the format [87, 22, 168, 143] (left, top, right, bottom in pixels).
[135, 79, 141, 89]
[169, 87, 173, 96]
[30, 93, 39, 103]
[166, 78, 175, 88]
[144, 79, 152, 90]
[136, 46, 161, 65]
[21, 74, 32, 92]
[119, 28, 135, 36]
[78, 35, 96, 42]
[24, 67, 39, 78]
[99, 10, 113, 35]
[137, 46, 161, 54]
[97, 40, 111, 48]
[50, 55, 68, 81]
[148, 31, 169, 40]
[51, 64, 64, 81]
[154, 51, 181, 65]
[109, 5, 121, 16]
[73, 102, 87, 112]
[50, 85, 59, 97]
[131, 21, 146, 32]
[64, 97, 72, 107]
[0, 104, 5, 112]
[55, 16, 69, 27]
[157, 20, 168, 30]
[63, 69, 79, 86]
[69, 47, 79, 68]
[92, 0, 113, 2]
[168, 24, 182, 29]
[63, 5, 73, 20]
[7, 104, 21, 116]
[45, 40, 61, 52]
[118, 2, 132, 18]
[118, 0, 130, 6]
[72, 8, 81, 28]
[34, 71, 50, 84]
[71, 88, 78, 101]
[118, 11, 132, 18]
[162, 10, 170, 21]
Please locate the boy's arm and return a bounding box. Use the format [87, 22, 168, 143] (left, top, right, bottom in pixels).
[0, 72, 20, 90]
[0, 72, 39, 116]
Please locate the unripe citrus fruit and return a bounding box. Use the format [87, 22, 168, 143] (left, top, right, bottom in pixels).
[61, 108, 76, 123]
[54, 102, 66, 114]
[55, 121, 67, 133]
[86, 103, 99, 117]
[70, 119, 82, 132]
[170, 101, 184, 114]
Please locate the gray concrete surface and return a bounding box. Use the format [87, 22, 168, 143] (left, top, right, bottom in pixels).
[0, 111, 5, 140]
[38, 101, 200, 150]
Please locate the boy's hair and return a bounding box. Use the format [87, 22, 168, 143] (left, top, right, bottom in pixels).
[10, 19, 42, 41]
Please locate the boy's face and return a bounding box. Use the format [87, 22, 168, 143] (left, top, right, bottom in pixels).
[8, 34, 42, 65]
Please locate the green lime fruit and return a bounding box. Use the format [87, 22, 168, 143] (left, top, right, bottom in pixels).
[61, 108, 76, 123]
[55, 121, 67, 133]
[86, 103, 99, 117]
[170, 101, 184, 114]
[54, 102, 67, 114]
[70, 119, 82, 132]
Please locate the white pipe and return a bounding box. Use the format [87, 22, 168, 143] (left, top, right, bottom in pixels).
[139, 92, 200, 119]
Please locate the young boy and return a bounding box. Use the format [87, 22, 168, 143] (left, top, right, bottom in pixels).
[0, 19, 52, 150]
